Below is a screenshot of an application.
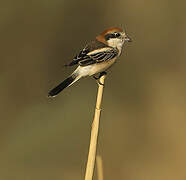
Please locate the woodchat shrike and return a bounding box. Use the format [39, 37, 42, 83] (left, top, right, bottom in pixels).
[48, 27, 131, 97]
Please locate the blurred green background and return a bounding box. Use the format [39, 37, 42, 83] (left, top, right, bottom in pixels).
[1, 0, 186, 179]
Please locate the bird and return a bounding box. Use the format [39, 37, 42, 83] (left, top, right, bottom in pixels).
[48, 27, 131, 97]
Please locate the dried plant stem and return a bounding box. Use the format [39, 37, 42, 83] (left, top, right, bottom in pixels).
[96, 155, 104, 180]
[85, 75, 106, 180]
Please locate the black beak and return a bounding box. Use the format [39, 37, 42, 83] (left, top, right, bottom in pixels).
[125, 35, 132, 42]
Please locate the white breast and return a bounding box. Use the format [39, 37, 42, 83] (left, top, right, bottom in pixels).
[74, 58, 117, 77]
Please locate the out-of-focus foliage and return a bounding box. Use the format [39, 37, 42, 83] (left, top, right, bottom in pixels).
[0, 0, 186, 179]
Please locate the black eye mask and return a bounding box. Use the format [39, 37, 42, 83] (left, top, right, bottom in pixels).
[105, 33, 121, 40]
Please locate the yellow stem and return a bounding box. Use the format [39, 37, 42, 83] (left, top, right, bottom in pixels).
[85, 75, 106, 180]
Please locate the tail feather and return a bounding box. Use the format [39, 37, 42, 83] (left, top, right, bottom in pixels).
[48, 75, 77, 97]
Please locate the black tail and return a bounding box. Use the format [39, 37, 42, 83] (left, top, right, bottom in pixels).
[48, 75, 75, 97]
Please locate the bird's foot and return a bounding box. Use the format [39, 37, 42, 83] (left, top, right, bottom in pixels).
[93, 72, 107, 86]
[93, 75, 99, 80]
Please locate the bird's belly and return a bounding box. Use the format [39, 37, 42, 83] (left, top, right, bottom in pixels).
[88, 58, 116, 76]
[76, 58, 117, 77]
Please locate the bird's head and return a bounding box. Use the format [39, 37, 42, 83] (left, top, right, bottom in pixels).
[96, 27, 132, 49]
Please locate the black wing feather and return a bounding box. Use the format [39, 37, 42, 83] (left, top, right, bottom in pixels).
[67, 48, 89, 66]
[79, 48, 118, 66]
[66, 40, 118, 67]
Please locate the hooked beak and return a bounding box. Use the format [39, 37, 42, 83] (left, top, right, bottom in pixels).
[124, 35, 132, 42]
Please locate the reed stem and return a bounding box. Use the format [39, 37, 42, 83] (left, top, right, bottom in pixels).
[85, 74, 106, 180]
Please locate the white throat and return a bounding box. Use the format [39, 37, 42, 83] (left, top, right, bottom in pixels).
[107, 38, 124, 53]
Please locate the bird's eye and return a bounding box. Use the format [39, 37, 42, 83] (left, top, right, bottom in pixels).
[114, 32, 121, 37]
[105, 32, 121, 40]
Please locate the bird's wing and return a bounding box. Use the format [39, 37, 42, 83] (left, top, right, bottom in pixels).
[66, 40, 118, 67]
[67, 46, 90, 66]
[78, 47, 118, 66]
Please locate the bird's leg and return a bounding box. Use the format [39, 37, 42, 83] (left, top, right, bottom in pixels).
[93, 75, 99, 80]
[94, 71, 107, 86]
[99, 71, 107, 77]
